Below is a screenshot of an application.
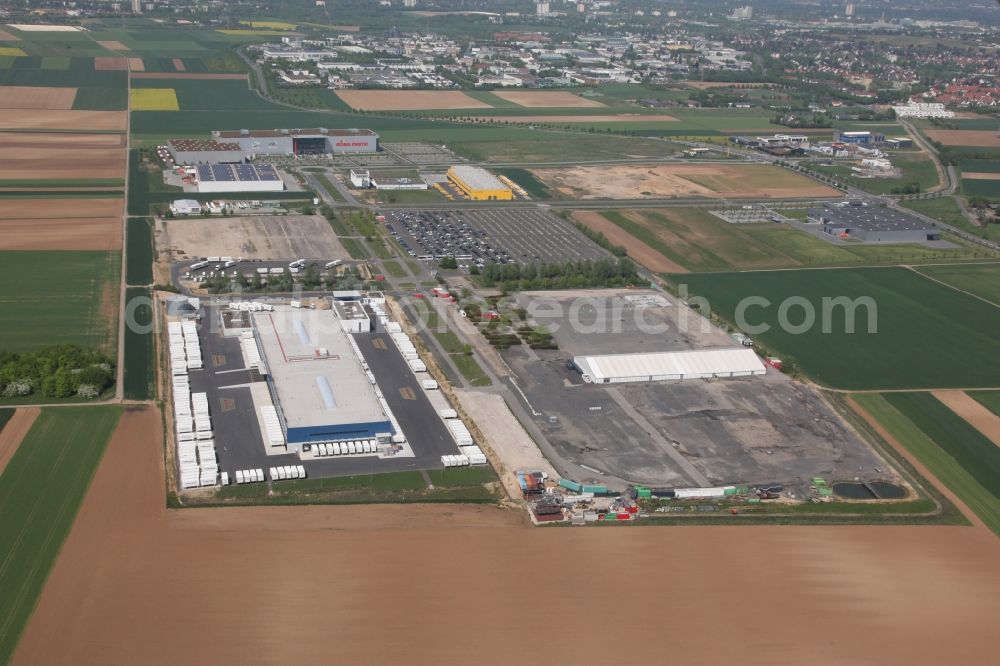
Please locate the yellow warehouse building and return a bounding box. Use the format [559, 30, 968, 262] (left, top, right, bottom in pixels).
[447, 165, 513, 201]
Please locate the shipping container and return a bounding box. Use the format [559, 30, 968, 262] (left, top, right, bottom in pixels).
[558, 479, 583, 493]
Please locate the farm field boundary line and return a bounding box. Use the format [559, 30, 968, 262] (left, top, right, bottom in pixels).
[907, 265, 1000, 309]
[932, 391, 1000, 448]
[0, 408, 39, 476]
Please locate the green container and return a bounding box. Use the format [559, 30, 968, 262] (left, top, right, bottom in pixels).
[637, 488, 652, 499]
[558, 479, 583, 493]
[818, 487, 834, 497]
[581, 484, 608, 496]
[723, 487, 737, 496]
[747, 498, 761, 504]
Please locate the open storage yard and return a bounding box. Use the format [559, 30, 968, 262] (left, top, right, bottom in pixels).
[679, 267, 1000, 390]
[502, 289, 888, 489]
[491, 90, 606, 108]
[0, 86, 77, 109]
[532, 164, 840, 199]
[336, 89, 491, 110]
[385, 208, 608, 265]
[156, 214, 348, 262]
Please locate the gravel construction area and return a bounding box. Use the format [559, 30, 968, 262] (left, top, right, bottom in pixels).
[13, 405, 1000, 666]
[156, 214, 348, 261]
[533, 163, 839, 199]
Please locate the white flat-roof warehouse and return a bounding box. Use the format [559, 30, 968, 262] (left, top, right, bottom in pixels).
[573, 348, 766, 384]
[251, 307, 392, 449]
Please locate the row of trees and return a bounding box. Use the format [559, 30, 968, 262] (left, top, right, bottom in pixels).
[478, 258, 642, 291]
[0, 346, 114, 399]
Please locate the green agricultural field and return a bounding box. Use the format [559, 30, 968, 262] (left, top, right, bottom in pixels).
[915, 263, 1000, 305]
[958, 158, 1000, 173]
[340, 238, 368, 260]
[72, 86, 128, 110]
[814, 152, 939, 194]
[126, 218, 153, 286]
[862, 394, 1000, 536]
[122, 287, 154, 400]
[496, 168, 550, 198]
[0, 405, 123, 665]
[962, 179, 1000, 201]
[130, 78, 276, 111]
[0, 67, 125, 88]
[678, 267, 1000, 390]
[0, 251, 119, 354]
[592, 208, 984, 273]
[969, 391, 1000, 418]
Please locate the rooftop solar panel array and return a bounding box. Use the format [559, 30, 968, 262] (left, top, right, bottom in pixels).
[195, 163, 281, 183]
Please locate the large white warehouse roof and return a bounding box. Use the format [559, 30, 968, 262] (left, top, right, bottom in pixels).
[573, 348, 766, 384]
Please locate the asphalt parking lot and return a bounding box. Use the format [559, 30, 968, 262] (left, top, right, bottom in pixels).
[179, 306, 460, 482]
[384, 208, 608, 266]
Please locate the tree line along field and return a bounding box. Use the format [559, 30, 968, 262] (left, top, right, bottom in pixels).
[0, 251, 119, 354]
[853, 393, 1000, 537]
[0, 406, 123, 665]
[915, 263, 1000, 305]
[678, 267, 1000, 391]
[580, 208, 989, 273]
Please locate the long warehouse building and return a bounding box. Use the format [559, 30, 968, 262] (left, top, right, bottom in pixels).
[251, 306, 393, 452]
[213, 128, 379, 155]
[447, 165, 513, 201]
[572, 348, 766, 384]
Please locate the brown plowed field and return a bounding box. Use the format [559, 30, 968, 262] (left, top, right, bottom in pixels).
[93, 56, 126, 71]
[0, 86, 77, 110]
[0, 144, 124, 179]
[171, 58, 186, 71]
[336, 89, 492, 110]
[0, 131, 125, 147]
[14, 405, 1000, 666]
[962, 172, 1000, 180]
[0, 198, 122, 219]
[571, 210, 687, 272]
[0, 218, 122, 250]
[0, 109, 126, 131]
[96, 40, 128, 51]
[0, 407, 39, 475]
[0, 29, 20, 41]
[492, 90, 605, 108]
[130, 72, 247, 80]
[533, 163, 839, 199]
[128, 57, 145, 72]
[933, 391, 1000, 447]
[924, 130, 1000, 148]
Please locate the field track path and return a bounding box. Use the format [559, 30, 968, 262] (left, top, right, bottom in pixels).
[847, 396, 989, 535]
[906, 265, 1000, 309]
[0, 408, 39, 475]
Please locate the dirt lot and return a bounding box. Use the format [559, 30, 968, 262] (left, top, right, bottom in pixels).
[130, 72, 247, 80]
[336, 89, 492, 110]
[962, 172, 1000, 180]
[0, 144, 124, 179]
[924, 130, 1000, 148]
[571, 210, 687, 272]
[533, 164, 839, 199]
[156, 214, 347, 261]
[93, 56, 126, 71]
[492, 90, 605, 108]
[14, 404, 1000, 666]
[477, 114, 679, 123]
[0, 407, 38, 476]
[0, 109, 126, 131]
[0, 218, 122, 251]
[96, 40, 128, 51]
[128, 57, 145, 71]
[933, 391, 1000, 447]
[0, 198, 123, 219]
[0, 86, 77, 110]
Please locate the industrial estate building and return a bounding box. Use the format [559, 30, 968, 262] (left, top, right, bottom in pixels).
[572, 348, 766, 384]
[213, 128, 379, 155]
[808, 202, 940, 242]
[447, 165, 514, 200]
[194, 163, 285, 193]
[250, 306, 393, 451]
[168, 129, 379, 163]
[834, 130, 886, 145]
